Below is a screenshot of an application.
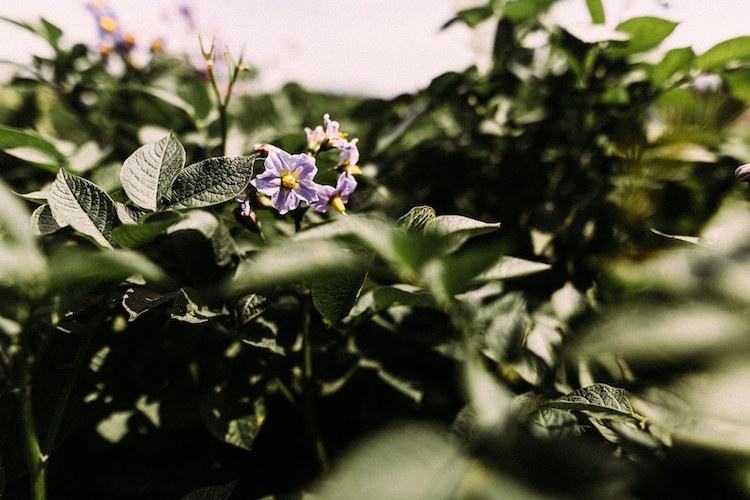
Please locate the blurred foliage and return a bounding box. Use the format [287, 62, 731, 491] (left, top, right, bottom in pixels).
[1, 1, 750, 499]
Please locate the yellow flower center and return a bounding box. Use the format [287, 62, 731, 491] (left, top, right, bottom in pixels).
[99, 16, 118, 33]
[331, 195, 346, 213]
[281, 170, 299, 190]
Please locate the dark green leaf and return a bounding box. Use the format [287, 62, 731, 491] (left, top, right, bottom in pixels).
[441, 7, 493, 30]
[111, 213, 181, 249]
[167, 210, 237, 266]
[122, 286, 177, 321]
[312, 269, 368, 326]
[115, 202, 148, 225]
[171, 288, 228, 324]
[48, 168, 116, 248]
[474, 256, 551, 281]
[164, 155, 257, 209]
[200, 393, 265, 451]
[180, 480, 237, 500]
[30, 203, 68, 236]
[423, 215, 501, 253]
[696, 36, 750, 71]
[121, 132, 186, 210]
[233, 293, 268, 324]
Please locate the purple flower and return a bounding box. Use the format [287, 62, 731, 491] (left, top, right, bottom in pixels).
[323, 114, 342, 144]
[338, 138, 360, 173]
[251, 148, 319, 215]
[314, 173, 357, 214]
[736, 164, 750, 183]
[304, 125, 325, 152]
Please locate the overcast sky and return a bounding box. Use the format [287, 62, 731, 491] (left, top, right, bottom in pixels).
[1, 1, 748, 97]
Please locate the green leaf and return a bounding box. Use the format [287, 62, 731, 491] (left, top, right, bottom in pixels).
[585, 0, 605, 24]
[423, 215, 501, 253]
[474, 256, 551, 281]
[724, 68, 750, 103]
[45, 246, 166, 291]
[371, 284, 437, 310]
[180, 480, 237, 500]
[164, 155, 257, 209]
[295, 214, 398, 264]
[229, 240, 367, 295]
[312, 269, 368, 326]
[120, 132, 186, 211]
[111, 213, 181, 248]
[612, 17, 678, 57]
[0, 180, 45, 284]
[167, 210, 237, 266]
[233, 293, 268, 324]
[441, 6, 493, 29]
[48, 168, 116, 248]
[200, 393, 265, 451]
[545, 384, 634, 417]
[696, 36, 750, 71]
[649, 47, 695, 86]
[397, 205, 436, 233]
[122, 286, 177, 321]
[313, 423, 466, 500]
[30, 203, 68, 236]
[0, 124, 64, 170]
[171, 288, 228, 324]
[14, 190, 49, 204]
[1, 17, 62, 49]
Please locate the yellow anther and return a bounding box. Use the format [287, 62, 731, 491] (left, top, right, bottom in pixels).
[150, 39, 163, 54]
[281, 174, 298, 190]
[99, 15, 117, 33]
[331, 195, 346, 213]
[346, 164, 362, 176]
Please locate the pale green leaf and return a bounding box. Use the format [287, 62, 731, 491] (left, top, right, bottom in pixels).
[164, 155, 257, 209]
[613, 17, 678, 56]
[397, 205, 436, 233]
[112, 213, 181, 249]
[585, 0, 605, 24]
[229, 240, 366, 295]
[649, 47, 695, 86]
[474, 255, 551, 281]
[696, 36, 750, 71]
[423, 215, 501, 253]
[48, 168, 116, 248]
[121, 132, 186, 210]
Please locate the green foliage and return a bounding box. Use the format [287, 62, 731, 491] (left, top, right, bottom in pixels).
[1, 0, 750, 498]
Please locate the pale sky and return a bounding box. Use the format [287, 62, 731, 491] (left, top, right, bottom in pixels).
[1, 1, 748, 97]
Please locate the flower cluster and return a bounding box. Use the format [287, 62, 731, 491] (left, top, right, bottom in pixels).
[239, 114, 362, 221]
[86, 0, 164, 62]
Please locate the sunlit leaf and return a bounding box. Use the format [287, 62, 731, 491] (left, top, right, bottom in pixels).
[649, 47, 695, 86]
[164, 155, 257, 209]
[696, 36, 750, 71]
[585, 0, 605, 24]
[200, 393, 265, 451]
[612, 17, 678, 57]
[546, 384, 634, 417]
[171, 288, 228, 324]
[423, 215, 501, 253]
[121, 132, 186, 210]
[474, 256, 551, 281]
[48, 168, 116, 248]
[229, 240, 366, 295]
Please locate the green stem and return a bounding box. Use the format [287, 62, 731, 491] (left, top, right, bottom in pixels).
[301, 299, 328, 473]
[17, 325, 46, 500]
[43, 320, 97, 455]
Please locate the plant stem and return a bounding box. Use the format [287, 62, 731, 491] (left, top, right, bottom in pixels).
[43, 319, 97, 455]
[17, 322, 46, 500]
[301, 299, 328, 473]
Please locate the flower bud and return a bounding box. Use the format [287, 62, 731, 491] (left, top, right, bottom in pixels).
[736, 164, 750, 183]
